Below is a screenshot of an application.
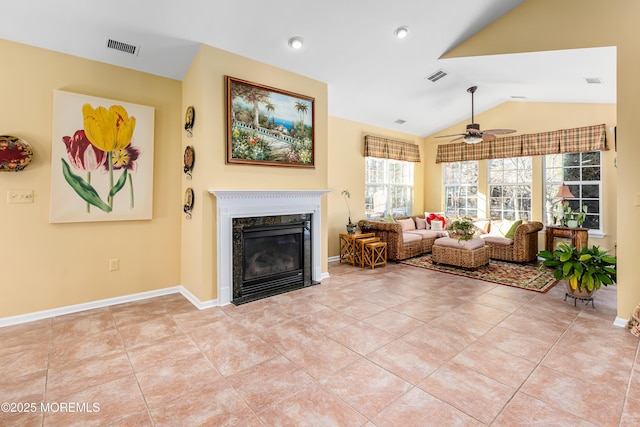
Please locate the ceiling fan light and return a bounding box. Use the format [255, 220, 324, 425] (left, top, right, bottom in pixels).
[463, 135, 483, 144]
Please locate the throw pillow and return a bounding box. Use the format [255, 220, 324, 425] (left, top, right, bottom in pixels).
[397, 218, 416, 231]
[381, 213, 395, 223]
[415, 217, 427, 229]
[504, 220, 523, 239]
[498, 220, 513, 237]
[426, 212, 446, 228]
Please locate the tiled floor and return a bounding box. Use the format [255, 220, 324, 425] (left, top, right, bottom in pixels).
[1, 261, 639, 426]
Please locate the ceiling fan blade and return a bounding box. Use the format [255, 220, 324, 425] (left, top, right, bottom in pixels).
[483, 128, 517, 135]
[449, 136, 464, 143]
[482, 134, 497, 142]
[435, 133, 465, 138]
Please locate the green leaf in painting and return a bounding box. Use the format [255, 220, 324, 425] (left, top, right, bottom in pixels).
[109, 169, 128, 199]
[61, 158, 112, 213]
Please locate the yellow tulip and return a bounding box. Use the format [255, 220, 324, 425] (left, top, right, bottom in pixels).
[82, 104, 136, 152]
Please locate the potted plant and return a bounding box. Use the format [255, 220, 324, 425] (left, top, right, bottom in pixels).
[558, 202, 588, 228]
[538, 243, 616, 299]
[341, 189, 357, 234]
[446, 216, 477, 241]
[358, 220, 373, 233]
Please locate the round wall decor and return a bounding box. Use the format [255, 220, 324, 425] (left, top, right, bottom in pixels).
[184, 106, 195, 137]
[184, 145, 195, 179]
[0, 135, 33, 171]
[183, 187, 194, 219]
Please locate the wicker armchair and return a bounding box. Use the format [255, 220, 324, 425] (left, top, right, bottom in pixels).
[481, 221, 543, 262]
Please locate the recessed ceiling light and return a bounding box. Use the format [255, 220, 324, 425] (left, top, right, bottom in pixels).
[288, 37, 303, 49]
[394, 26, 409, 39]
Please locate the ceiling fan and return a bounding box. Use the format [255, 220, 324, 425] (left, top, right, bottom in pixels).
[436, 86, 516, 144]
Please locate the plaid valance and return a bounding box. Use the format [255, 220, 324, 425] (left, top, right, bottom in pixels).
[435, 123, 607, 163]
[364, 135, 421, 162]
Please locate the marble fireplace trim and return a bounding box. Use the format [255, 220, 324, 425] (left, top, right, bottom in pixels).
[209, 189, 330, 305]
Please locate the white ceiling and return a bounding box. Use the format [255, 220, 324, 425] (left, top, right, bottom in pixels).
[1, 0, 616, 137]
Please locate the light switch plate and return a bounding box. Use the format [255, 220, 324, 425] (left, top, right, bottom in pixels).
[7, 190, 34, 204]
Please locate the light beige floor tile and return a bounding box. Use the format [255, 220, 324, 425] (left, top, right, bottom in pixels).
[284, 335, 361, 380]
[258, 383, 368, 426]
[418, 361, 515, 424]
[226, 355, 316, 412]
[327, 320, 395, 356]
[373, 387, 484, 427]
[521, 365, 625, 427]
[451, 341, 537, 388]
[492, 392, 597, 427]
[321, 358, 412, 419]
[46, 350, 132, 401]
[367, 339, 443, 384]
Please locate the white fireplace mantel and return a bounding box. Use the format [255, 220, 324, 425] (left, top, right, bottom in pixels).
[209, 189, 330, 305]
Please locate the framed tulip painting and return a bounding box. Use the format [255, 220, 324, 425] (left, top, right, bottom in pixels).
[50, 90, 155, 223]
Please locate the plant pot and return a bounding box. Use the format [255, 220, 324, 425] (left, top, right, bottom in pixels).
[346, 223, 357, 234]
[564, 280, 595, 298]
[567, 219, 578, 228]
[360, 226, 373, 233]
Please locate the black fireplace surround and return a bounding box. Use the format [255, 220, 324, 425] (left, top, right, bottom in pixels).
[232, 214, 315, 304]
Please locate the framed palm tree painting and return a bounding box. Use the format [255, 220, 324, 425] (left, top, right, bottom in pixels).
[226, 76, 314, 168]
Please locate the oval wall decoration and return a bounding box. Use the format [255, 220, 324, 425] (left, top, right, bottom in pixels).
[0, 135, 33, 171]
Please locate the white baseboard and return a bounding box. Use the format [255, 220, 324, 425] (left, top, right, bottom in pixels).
[328, 255, 340, 263]
[179, 286, 219, 309]
[0, 286, 218, 328]
[613, 317, 628, 328]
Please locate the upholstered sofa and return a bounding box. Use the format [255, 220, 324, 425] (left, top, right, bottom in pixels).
[480, 221, 543, 262]
[362, 216, 447, 261]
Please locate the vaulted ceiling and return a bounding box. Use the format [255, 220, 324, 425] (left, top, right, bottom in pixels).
[1, 0, 615, 136]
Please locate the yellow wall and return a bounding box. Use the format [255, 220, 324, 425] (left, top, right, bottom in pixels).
[0, 39, 182, 318]
[327, 116, 425, 258]
[425, 102, 617, 251]
[2, 0, 635, 320]
[180, 45, 329, 302]
[441, 0, 638, 318]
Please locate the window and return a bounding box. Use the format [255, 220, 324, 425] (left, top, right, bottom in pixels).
[544, 151, 601, 231]
[443, 161, 478, 217]
[365, 157, 413, 218]
[488, 157, 532, 220]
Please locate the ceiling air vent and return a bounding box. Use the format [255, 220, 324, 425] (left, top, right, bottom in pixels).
[105, 38, 140, 56]
[585, 77, 603, 84]
[394, 119, 406, 125]
[426, 69, 448, 83]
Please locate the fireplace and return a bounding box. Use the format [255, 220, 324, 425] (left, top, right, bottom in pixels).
[232, 214, 312, 304]
[209, 189, 329, 306]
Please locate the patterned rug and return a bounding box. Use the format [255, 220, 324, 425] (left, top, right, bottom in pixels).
[400, 254, 557, 293]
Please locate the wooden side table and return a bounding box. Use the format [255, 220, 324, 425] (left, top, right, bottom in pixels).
[545, 226, 589, 252]
[339, 233, 375, 265]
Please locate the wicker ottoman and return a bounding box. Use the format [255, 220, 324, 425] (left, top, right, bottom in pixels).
[432, 237, 489, 269]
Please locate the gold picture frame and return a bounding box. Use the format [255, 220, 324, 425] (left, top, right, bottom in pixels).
[226, 76, 314, 168]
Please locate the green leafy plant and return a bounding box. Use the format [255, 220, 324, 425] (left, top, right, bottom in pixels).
[357, 219, 372, 232]
[447, 216, 476, 241]
[340, 189, 352, 225]
[556, 201, 588, 227]
[538, 244, 616, 292]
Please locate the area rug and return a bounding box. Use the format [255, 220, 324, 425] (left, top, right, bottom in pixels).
[400, 254, 557, 293]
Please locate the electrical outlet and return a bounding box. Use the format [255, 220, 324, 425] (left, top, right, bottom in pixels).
[108, 259, 119, 271]
[7, 190, 34, 204]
